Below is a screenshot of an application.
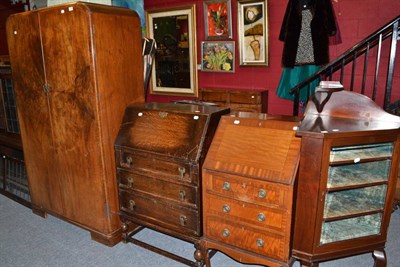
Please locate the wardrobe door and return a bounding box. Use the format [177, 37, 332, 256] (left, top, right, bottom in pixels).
[6, 13, 64, 213]
[39, 7, 105, 228]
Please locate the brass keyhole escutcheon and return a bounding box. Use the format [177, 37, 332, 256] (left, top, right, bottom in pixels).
[159, 111, 168, 118]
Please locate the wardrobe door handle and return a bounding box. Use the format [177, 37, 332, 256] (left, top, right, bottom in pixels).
[43, 83, 51, 93]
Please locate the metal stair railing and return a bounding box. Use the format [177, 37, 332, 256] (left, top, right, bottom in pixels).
[289, 15, 400, 116]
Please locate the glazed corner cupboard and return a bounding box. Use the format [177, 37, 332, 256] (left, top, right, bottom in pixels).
[6, 2, 144, 246]
[292, 88, 400, 267]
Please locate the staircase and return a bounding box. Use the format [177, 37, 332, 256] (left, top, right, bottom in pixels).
[290, 15, 400, 116]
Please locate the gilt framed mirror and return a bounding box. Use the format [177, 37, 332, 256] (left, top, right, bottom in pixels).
[146, 5, 198, 96]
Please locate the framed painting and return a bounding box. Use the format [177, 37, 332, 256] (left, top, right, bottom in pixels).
[204, 0, 232, 39]
[237, 0, 268, 66]
[201, 41, 235, 72]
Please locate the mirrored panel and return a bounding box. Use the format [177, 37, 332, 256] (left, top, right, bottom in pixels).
[146, 5, 198, 96]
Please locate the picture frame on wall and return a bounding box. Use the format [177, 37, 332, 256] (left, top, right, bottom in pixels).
[201, 41, 235, 72]
[204, 0, 232, 40]
[237, 0, 268, 66]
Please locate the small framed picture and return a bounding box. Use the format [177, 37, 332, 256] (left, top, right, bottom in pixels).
[204, 0, 232, 39]
[201, 41, 235, 72]
[237, 0, 269, 66]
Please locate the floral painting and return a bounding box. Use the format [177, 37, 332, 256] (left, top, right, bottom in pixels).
[204, 0, 232, 39]
[201, 41, 235, 72]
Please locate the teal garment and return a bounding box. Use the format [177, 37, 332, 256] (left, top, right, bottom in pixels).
[276, 65, 320, 102]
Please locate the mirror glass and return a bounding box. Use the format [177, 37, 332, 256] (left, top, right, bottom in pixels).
[146, 5, 197, 96]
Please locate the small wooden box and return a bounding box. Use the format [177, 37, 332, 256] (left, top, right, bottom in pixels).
[199, 112, 301, 267]
[114, 102, 229, 258]
[198, 88, 268, 113]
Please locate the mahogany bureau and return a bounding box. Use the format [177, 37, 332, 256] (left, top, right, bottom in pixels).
[114, 102, 230, 265]
[199, 112, 301, 267]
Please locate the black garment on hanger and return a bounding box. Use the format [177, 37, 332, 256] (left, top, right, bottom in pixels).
[279, 0, 337, 68]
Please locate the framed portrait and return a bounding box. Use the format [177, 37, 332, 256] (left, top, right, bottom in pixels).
[204, 0, 232, 39]
[201, 41, 235, 72]
[237, 0, 269, 66]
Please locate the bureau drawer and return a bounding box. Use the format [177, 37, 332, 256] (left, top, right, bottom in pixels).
[205, 216, 287, 261]
[205, 194, 287, 232]
[117, 169, 198, 208]
[229, 103, 262, 113]
[204, 172, 290, 209]
[230, 91, 261, 104]
[116, 148, 197, 184]
[200, 91, 228, 102]
[119, 190, 200, 236]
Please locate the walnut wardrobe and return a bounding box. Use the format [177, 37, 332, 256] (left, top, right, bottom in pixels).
[6, 2, 144, 246]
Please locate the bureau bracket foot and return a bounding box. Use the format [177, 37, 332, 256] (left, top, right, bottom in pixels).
[298, 261, 319, 267]
[32, 206, 47, 218]
[393, 199, 399, 211]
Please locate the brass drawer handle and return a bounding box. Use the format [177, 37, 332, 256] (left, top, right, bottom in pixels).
[159, 111, 168, 118]
[121, 156, 133, 168]
[256, 238, 264, 247]
[129, 200, 136, 210]
[257, 213, 266, 222]
[223, 181, 231, 191]
[222, 204, 231, 213]
[178, 167, 186, 179]
[258, 189, 267, 199]
[127, 177, 134, 188]
[222, 228, 230, 237]
[179, 215, 187, 226]
[179, 190, 186, 201]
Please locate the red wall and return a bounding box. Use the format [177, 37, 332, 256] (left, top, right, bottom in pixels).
[0, 2, 25, 56]
[146, 0, 400, 115]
